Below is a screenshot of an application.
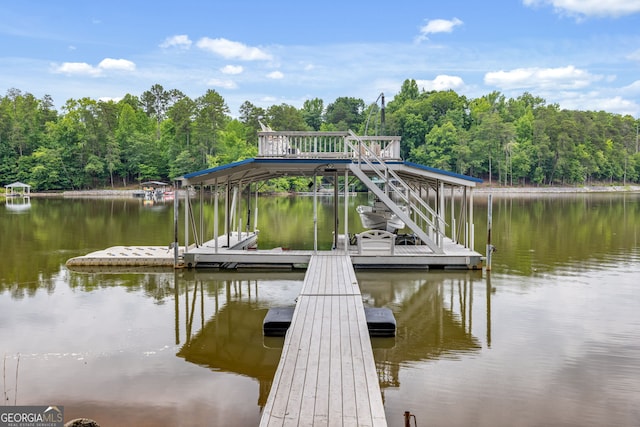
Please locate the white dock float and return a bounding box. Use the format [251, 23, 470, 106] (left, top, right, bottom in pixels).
[260, 254, 387, 427]
[65, 245, 181, 267]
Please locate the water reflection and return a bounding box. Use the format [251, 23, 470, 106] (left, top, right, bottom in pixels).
[173, 271, 303, 408]
[473, 192, 640, 275]
[4, 195, 31, 211]
[357, 271, 487, 393]
[2, 195, 640, 426]
[166, 268, 493, 413]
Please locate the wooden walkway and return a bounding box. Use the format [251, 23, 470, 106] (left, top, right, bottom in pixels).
[260, 254, 387, 427]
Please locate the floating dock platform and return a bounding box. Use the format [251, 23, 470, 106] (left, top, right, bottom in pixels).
[66, 245, 180, 267]
[264, 306, 396, 337]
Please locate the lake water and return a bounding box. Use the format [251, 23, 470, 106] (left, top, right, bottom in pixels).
[1, 193, 639, 426]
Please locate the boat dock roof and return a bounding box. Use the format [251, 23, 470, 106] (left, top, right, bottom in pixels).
[181, 157, 482, 188]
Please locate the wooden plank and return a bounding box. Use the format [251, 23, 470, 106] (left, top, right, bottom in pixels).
[313, 294, 332, 424]
[282, 295, 317, 426]
[328, 295, 343, 425]
[340, 295, 358, 426]
[353, 296, 387, 425]
[297, 295, 325, 426]
[260, 254, 386, 427]
[262, 297, 308, 426]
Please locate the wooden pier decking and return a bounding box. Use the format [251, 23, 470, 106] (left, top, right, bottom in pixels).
[260, 254, 387, 427]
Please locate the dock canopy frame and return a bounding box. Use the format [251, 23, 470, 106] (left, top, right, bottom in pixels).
[177, 130, 484, 269]
[4, 182, 31, 196]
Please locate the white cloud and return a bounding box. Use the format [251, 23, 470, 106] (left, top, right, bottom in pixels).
[98, 96, 124, 103]
[523, 0, 640, 17]
[622, 80, 640, 93]
[267, 71, 284, 79]
[206, 78, 238, 89]
[559, 92, 639, 116]
[221, 65, 243, 75]
[484, 65, 600, 90]
[596, 96, 638, 115]
[53, 62, 101, 76]
[417, 18, 463, 42]
[53, 58, 136, 76]
[196, 37, 272, 60]
[416, 75, 465, 91]
[160, 34, 192, 49]
[98, 58, 136, 72]
[627, 49, 640, 62]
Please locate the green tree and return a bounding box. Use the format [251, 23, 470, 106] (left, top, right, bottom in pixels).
[209, 119, 258, 166]
[192, 89, 231, 169]
[470, 111, 514, 184]
[140, 84, 183, 139]
[84, 154, 106, 187]
[301, 98, 324, 131]
[115, 101, 154, 185]
[265, 104, 308, 131]
[324, 97, 364, 130]
[167, 95, 196, 149]
[394, 79, 420, 104]
[27, 147, 71, 190]
[239, 101, 266, 144]
[410, 121, 458, 170]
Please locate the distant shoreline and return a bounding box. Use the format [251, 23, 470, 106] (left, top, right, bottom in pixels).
[4, 184, 640, 199]
[472, 184, 640, 194]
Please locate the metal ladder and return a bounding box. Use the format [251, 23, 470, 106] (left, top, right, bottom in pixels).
[346, 131, 446, 254]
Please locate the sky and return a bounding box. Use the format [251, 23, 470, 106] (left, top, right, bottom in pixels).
[1, 0, 640, 118]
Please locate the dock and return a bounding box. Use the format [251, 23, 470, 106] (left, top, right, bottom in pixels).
[65, 245, 179, 267]
[60, 129, 488, 424]
[173, 130, 484, 271]
[67, 130, 486, 271]
[260, 254, 387, 426]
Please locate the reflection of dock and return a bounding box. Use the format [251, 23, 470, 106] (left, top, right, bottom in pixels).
[172, 271, 304, 408]
[166, 268, 491, 424]
[176, 298, 283, 407]
[4, 195, 31, 211]
[357, 271, 486, 390]
[261, 254, 386, 426]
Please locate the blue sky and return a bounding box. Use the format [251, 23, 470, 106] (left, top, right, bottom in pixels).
[1, 0, 639, 117]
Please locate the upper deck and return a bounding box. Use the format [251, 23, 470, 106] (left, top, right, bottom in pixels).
[258, 131, 401, 160]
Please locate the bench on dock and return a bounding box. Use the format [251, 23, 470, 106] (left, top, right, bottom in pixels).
[357, 230, 395, 255]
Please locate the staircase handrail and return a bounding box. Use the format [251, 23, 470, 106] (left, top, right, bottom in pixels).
[346, 131, 445, 233]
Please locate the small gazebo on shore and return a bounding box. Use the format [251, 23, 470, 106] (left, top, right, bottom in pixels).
[4, 182, 31, 196]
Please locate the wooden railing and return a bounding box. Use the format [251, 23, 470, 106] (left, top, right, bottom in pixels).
[257, 131, 401, 160]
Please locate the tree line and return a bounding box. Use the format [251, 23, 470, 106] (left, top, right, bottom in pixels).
[1, 79, 639, 192]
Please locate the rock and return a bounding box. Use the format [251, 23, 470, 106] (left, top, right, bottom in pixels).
[64, 419, 100, 427]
